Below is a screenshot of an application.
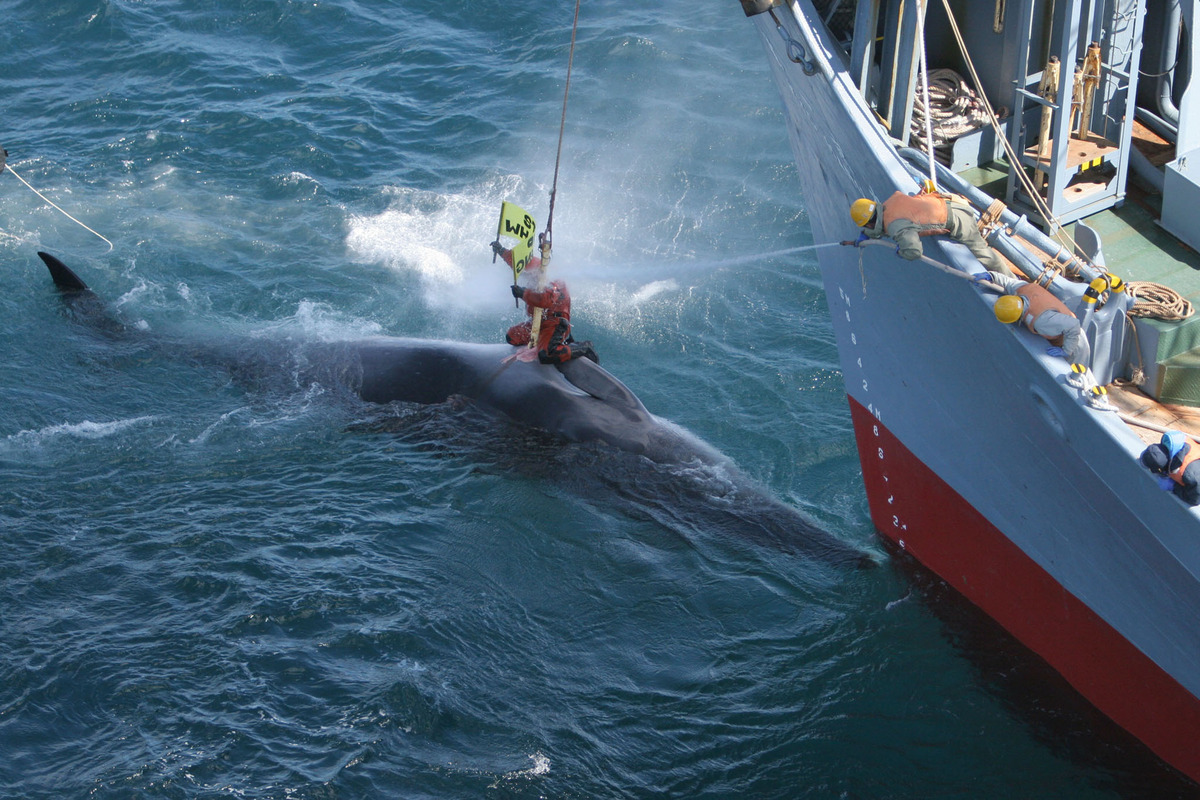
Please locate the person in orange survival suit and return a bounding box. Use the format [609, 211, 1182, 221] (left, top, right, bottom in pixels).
[1140, 430, 1200, 506]
[491, 241, 598, 364]
[492, 239, 544, 347]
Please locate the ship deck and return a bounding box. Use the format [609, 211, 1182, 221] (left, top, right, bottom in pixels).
[958, 123, 1200, 445]
[960, 122, 1200, 306]
[1108, 382, 1200, 446]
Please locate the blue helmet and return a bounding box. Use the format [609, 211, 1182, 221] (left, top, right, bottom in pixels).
[1162, 430, 1189, 459]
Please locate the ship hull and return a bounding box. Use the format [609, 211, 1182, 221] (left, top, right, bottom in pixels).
[850, 397, 1200, 777]
[751, 1, 1200, 783]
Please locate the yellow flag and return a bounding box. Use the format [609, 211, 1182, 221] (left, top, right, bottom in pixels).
[496, 201, 537, 279]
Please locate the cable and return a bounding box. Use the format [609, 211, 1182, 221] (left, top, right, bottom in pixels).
[915, 0, 937, 188]
[544, 0, 582, 259]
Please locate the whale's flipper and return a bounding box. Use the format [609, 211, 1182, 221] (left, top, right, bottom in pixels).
[39, 251, 91, 293]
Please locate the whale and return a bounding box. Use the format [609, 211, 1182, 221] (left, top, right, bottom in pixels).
[38, 251, 870, 566]
[38, 252, 717, 463]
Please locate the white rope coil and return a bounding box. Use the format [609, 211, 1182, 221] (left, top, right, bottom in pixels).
[911, 68, 1004, 162]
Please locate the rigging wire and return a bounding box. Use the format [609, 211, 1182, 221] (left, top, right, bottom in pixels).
[524, 0, 582, 353]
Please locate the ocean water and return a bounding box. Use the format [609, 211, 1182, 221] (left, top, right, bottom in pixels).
[0, 1, 1192, 798]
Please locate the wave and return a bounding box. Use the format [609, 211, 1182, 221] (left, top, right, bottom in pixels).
[6, 415, 159, 445]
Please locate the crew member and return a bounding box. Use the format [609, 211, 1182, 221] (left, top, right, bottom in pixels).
[1140, 430, 1200, 506]
[981, 271, 1090, 363]
[491, 241, 598, 364]
[493, 240, 543, 346]
[850, 190, 1014, 277]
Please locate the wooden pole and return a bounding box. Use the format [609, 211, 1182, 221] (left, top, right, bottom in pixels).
[1034, 57, 1060, 194]
[1077, 42, 1102, 139]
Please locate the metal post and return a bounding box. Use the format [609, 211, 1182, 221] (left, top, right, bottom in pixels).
[850, 0, 882, 95]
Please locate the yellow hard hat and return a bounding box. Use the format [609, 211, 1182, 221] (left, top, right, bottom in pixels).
[994, 294, 1025, 324]
[850, 198, 877, 228]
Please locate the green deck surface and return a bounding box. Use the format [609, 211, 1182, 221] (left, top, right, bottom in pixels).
[1079, 194, 1200, 301]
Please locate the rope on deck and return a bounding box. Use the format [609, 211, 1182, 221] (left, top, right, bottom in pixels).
[1126, 281, 1195, 320]
[910, 69, 994, 161]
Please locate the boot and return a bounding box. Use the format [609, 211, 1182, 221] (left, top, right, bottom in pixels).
[570, 341, 599, 364]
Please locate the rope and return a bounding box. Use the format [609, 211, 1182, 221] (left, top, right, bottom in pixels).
[1033, 260, 1062, 287]
[6, 163, 113, 251]
[544, 0, 582, 256]
[977, 197, 1007, 238]
[1126, 281, 1195, 320]
[527, 0, 582, 354]
[1120, 311, 1148, 386]
[914, 0, 937, 188]
[910, 68, 994, 164]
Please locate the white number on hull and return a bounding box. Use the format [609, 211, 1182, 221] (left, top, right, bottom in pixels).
[838, 277, 908, 538]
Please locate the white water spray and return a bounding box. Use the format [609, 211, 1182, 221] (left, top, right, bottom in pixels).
[706, 242, 842, 267]
[605, 242, 843, 274]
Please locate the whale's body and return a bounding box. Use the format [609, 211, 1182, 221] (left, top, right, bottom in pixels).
[38, 251, 868, 565]
[351, 337, 725, 465]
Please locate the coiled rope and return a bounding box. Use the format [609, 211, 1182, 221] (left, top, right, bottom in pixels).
[910, 68, 996, 163]
[1126, 281, 1195, 320]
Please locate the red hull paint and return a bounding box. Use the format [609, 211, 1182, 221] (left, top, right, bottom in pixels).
[848, 396, 1200, 783]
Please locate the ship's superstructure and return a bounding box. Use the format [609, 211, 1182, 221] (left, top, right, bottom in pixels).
[739, 0, 1200, 784]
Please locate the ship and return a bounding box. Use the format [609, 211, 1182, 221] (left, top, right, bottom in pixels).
[736, 0, 1200, 785]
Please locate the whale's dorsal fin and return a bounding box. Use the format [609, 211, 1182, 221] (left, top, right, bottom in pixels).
[37, 251, 127, 334]
[39, 251, 91, 293]
[557, 358, 647, 416]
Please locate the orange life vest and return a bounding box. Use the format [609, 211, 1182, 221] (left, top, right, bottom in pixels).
[1170, 444, 1200, 487]
[881, 191, 949, 235]
[1015, 283, 1076, 346]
